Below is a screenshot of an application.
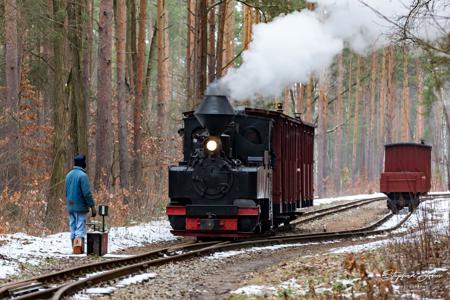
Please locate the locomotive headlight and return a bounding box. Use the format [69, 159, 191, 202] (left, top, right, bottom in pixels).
[206, 140, 218, 152]
[204, 136, 221, 155]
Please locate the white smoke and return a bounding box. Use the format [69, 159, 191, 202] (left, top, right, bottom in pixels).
[207, 0, 450, 100]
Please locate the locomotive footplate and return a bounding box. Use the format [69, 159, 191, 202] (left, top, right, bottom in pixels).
[200, 218, 220, 230]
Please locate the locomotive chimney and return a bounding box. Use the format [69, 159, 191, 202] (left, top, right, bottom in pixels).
[194, 95, 235, 135]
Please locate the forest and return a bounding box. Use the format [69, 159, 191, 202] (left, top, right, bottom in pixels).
[0, 0, 449, 234]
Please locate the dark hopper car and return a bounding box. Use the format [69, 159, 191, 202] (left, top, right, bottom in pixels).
[380, 142, 432, 213]
[166, 95, 315, 238]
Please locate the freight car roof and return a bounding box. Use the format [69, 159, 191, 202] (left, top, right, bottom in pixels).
[384, 142, 432, 149]
[183, 108, 315, 128]
[243, 108, 315, 128]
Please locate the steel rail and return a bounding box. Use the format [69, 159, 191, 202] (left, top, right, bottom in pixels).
[0, 240, 218, 299]
[299, 196, 386, 217]
[51, 209, 412, 299]
[292, 197, 387, 226]
[3, 193, 448, 299]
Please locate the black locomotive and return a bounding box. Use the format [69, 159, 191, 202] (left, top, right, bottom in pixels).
[166, 95, 314, 238]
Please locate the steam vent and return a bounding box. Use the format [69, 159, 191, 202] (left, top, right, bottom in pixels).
[194, 95, 235, 135]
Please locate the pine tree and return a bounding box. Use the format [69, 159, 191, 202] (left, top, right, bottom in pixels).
[95, 0, 114, 187]
[116, 0, 129, 188]
[4, 0, 21, 190]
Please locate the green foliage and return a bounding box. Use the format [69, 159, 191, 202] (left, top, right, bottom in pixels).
[246, 0, 309, 21]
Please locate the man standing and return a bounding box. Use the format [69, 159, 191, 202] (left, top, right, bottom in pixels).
[66, 154, 97, 254]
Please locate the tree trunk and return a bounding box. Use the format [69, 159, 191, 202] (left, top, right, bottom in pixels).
[215, 0, 226, 79]
[94, 0, 114, 188]
[385, 46, 395, 144]
[306, 77, 313, 122]
[242, 4, 252, 50]
[186, 0, 196, 108]
[156, 0, 170, 130]
[68, 0, 88, 158]
[193, 0, 208, 105]
[132, 0, 146, 186]
[402, 45, 410, 141]
[352, 56, 361, 176]
[144, 26, 156, 109]
[379, 48, 386, 149]
[438, 85, 450, 190]
[333, 53, 344, 191]
[283, 87, 290, 115]
[316, 72, 328, 197]
[116, 0, 129, 189]
[377, 48, 387, 177]
[81, 0, 93, 126]
[4, 0, 21, 190]
[415, 57, 424, 142]
[346, 53, 353, 173]
[359, 77, 368, 182]
[46, 0, 69, 230]
[126, 0, 137, 94]
[295, 83, 304, 115]
[207, 0, 216, 83]
[223, 0, 235, 72]
[368, 51, 377, 180]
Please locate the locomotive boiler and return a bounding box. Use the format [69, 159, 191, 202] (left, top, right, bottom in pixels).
[166, 95, 314, 238]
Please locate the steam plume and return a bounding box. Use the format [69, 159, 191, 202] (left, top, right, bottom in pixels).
[207, 0, 449, 100]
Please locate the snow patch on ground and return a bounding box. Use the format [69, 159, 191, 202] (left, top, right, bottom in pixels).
[231, 277, 355, 297]
[116, 273, 156, 287]
[330, 198, 450, 254]
[314, 193, 386, 205]
[231, 285, 277, 296]
[0, 219, 176, 279]
[73, 272, 157, 299]
[330, 239, 389, 254]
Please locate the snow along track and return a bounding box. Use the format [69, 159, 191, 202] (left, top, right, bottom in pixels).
[1, 194, 447, 300]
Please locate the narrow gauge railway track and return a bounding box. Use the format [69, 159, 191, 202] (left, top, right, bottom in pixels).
[51, 210, 408, 300]
[2, 194, 447, 300]
[293, 196, 387, 226]
[0, 241, 219, 299]
[293, 192, 450, 227]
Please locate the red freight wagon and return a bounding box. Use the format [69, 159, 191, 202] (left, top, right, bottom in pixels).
[380, 142, 432, 213]
[245, 108, 315, 219]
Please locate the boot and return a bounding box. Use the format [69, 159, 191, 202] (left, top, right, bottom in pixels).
[73, 237, 84, 254]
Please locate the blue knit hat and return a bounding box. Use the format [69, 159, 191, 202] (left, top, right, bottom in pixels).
[74, 154, 86, 169]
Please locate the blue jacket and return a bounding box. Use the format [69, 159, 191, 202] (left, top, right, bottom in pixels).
[65, 167, 95, 213]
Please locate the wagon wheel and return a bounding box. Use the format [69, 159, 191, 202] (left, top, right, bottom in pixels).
[387, 195, 399, 214]
[408, 193, 419, 212]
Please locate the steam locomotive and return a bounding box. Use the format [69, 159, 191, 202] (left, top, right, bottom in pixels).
[166, 95, 314, 238]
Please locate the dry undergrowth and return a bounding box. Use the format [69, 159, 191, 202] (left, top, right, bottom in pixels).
[228, 202, 449, 299]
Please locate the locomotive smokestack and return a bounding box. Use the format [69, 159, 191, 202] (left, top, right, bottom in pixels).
[194, 95, 235, 136]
